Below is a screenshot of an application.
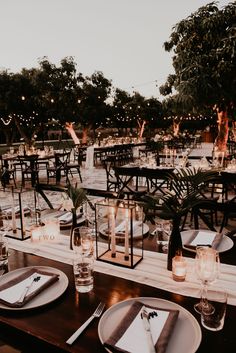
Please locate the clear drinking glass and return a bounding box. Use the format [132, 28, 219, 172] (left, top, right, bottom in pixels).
[201, 287, 227, 331]
[155, 219, 171, 253]
[0, 234, 9, 275]
[72, 226, 94, 293]
[194, 246, 220, 314]
[72, 226, 94, 257]
[73, 254, 94, 293]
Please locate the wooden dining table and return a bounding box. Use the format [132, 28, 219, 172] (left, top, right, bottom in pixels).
[0, 234, 236, 353]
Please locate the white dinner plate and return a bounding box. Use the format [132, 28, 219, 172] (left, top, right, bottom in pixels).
[99, 222, 149, 240]
[0, 266, 68, 310]
[98, 297, 202, 353]
[41, 209, 85, 229]
[181, 230, 234, 253]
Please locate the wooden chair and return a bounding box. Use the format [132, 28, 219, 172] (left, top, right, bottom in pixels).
[66, 148, 83, 183]
[103, 159, 120, 192]
[46, 152, 70, 183]
[17, 155, 39, 187]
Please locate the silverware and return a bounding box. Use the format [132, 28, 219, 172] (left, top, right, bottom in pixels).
[141, 306, 156, 353]
[66, 302, 105, 345]
[18, 274, 41, 303]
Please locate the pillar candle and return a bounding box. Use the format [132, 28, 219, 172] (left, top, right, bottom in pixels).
[110, 207, 116, 257]
[11, 198, 16, 234]
[124, 208, 129, 260]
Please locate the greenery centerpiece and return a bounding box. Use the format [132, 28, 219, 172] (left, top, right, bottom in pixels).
[62, 183, 87, 250]
[143, 168, 218, 270]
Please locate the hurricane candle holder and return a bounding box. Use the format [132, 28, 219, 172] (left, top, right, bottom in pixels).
[1, 188, 35, 241]
[95, 199, 144, 269]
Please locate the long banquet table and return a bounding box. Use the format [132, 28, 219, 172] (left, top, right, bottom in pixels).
[0, 231, 236, 353]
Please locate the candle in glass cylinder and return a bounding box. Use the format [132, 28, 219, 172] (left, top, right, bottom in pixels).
[44, 218, 60, 241]
[31, 225, 43, 242]
[172, 255, 187, 282]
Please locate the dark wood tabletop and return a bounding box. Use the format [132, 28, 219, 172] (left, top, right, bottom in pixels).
[0, 246, 236, 353]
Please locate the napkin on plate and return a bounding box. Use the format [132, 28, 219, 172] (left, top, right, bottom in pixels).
[57, 211, 73, 224]
[0, 268, 59, 308]
[56, 212, 82, 224]
[104, 301, 179, 353]
[104, 221, 142, 237]
[2, 205, 29, 216]
[184, 230, 223, 250]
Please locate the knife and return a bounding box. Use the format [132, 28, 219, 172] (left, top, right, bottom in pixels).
[141, 307, 156, 353]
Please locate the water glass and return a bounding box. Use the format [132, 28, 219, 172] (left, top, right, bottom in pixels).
[155, 220, 171, 253]
[73, 254, 94, 293]
[201, 287, 227, 331]
[0, 235, 9, 273]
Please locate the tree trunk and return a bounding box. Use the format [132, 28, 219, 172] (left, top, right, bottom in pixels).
[14, 118, 31, 146]
[65, 122, 80, 144]
[138, 120, 146, 140]
[214, 110, 229, 152]
[82, 127, 88, 145]
[231, 121, 236, 142]
[173, 121, 180, 136]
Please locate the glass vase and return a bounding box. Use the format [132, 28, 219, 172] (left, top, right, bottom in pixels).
[167, 217, 182, 271]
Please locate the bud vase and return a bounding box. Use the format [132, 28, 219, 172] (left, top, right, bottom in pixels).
[167, 217, 182, 271]
[70, 209, 77, 250]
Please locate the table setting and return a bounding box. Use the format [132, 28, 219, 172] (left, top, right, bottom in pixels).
[0, 182, 236, 352]
[0, 224, 236, 353]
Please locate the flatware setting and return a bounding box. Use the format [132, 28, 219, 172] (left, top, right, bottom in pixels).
[141, 306, 157, 353]
[18, 274, 41, 303]
[66, 302, 105, 345]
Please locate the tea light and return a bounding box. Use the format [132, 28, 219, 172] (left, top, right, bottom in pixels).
[172, 255, 187, 282]
[31, 225, 43, 242]
[44, 218, 60, 241]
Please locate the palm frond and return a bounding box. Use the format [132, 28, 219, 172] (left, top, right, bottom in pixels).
[143, 167, 219, 220]
[66, 182, 87, 210]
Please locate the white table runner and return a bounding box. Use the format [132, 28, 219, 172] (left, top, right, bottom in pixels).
[6, 235, 236, 306]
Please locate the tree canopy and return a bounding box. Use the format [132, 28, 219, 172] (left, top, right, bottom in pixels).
[160, 1, 236, 118]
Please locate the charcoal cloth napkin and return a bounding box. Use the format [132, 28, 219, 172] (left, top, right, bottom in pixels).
[104, 301, 179, 353]
[0, 268, 59, 308]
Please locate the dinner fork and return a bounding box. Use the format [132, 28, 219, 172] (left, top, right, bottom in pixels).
[66, 302, 105, 345]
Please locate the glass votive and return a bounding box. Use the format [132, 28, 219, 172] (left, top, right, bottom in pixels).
[30, 225, 44, 242]
[172, 255, 187, 282]
[43, 218, 60, 241]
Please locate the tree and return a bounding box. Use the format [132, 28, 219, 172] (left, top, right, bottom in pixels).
[77, 71, 112, 144]
[112, 91, 163, 139]
[112, 88, 132, 134]
[0, 68, 44, 146]
[160, 1, 236, 151]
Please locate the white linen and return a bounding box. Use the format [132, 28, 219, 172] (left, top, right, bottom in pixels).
[0, 272, 53, 304]
[85, 146, 94, 169]
[189, 231, 217, 246]
[57, 212, 72, 223]
[116, 306, 168, 353]
[6, 235, 236, 306]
